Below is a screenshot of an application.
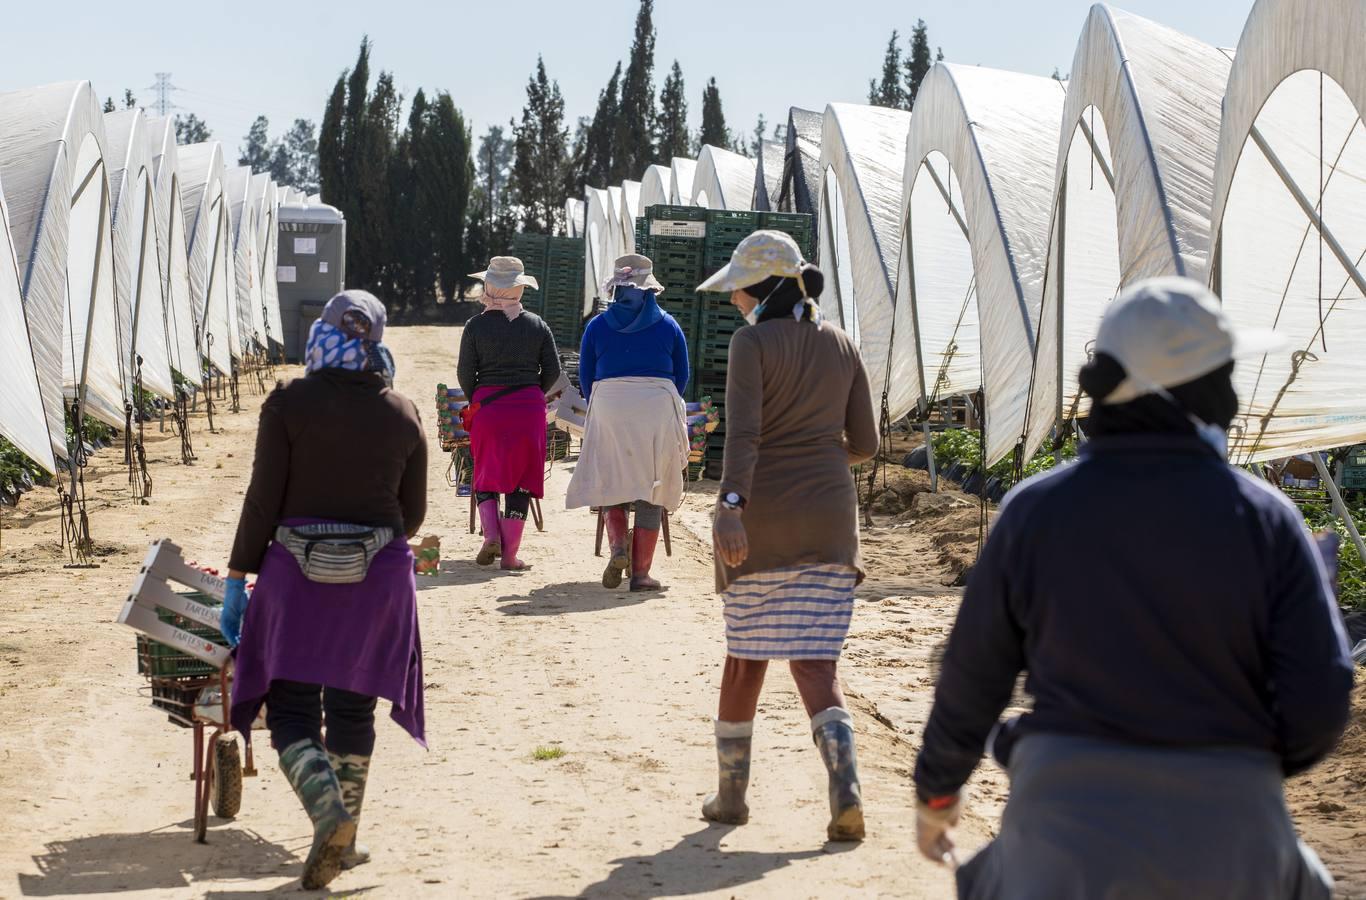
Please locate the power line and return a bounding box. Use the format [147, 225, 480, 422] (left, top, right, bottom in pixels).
[146, 73, 180, 118]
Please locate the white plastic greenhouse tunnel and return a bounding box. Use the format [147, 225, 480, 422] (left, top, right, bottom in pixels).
[1022, 4, 1230, 460]
[104, 109, 176, 403]
[178, 142, 238, 375]
[606, 185, 624, 266]
[777, 107, 824, 215]
[146, 116, 203, 385]
[639, 164, 670, 212]
[668, 157, 697, 206]
[582, 187, 614, 317]
[0, 81, 126, 463]
[753, 139, 785, 212]
[0, 171, 52, 474]
[815, 102, 911, 396]
[564, 197, 585, 238]
[252, 173, 283, 352]
[619, 180, 641, 254]
[889, 64, 1063, 467]
[691, 145, 756, 210]
[1208, 0, 1366, 464]
[226, 165, 265, 352]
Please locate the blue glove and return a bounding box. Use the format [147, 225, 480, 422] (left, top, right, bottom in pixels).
[220, 577, 250, 648]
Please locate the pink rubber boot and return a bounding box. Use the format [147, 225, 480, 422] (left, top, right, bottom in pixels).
[475, 500, 501, 566]
[499, 517, 531, 571]
[602, 507, 630, 588]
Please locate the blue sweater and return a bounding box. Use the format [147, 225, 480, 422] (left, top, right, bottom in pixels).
[914, 433, 1354, 799]
[578, 313, 690, 400]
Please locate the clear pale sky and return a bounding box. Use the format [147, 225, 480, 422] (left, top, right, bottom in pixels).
[2, 0, 1251, 159]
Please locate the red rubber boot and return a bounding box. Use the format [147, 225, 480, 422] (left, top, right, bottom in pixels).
[629, 527, 662, 592]
[602, 507, 630, 588]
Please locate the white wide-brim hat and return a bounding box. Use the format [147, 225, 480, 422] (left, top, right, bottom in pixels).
[604, 254, 665, 294]
[1095, 276, 1285, 405]
[470, 256, 539, 291]
[696, 230, 807, 294]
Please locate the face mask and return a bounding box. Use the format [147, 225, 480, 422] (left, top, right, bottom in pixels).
[743, 279, 786, 326]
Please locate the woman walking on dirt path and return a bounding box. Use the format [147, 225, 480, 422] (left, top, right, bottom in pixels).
[914, 278, 1355, 898]
[566, 254, 690, 591]
[219, 290, 428, 891]
[459, 257, 561, 571]
[695, 231, 879, 842]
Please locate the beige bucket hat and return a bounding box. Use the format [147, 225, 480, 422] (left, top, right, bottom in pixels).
[603, 254, 666, 294]
[696, 230, 807, 294]
[470, 256, 539, 290]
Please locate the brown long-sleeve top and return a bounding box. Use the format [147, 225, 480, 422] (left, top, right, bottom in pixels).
[716, 317, 879, 592]
[229, 368, 428, 573]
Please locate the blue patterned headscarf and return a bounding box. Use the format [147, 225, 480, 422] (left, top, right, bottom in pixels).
[304, 290, 396, 384]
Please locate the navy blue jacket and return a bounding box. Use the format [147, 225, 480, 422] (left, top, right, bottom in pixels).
[915, 434, 1354, 799]
[578, 313, 690, 401]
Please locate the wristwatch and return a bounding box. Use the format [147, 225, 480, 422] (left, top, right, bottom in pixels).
[720, 491, 746, 511]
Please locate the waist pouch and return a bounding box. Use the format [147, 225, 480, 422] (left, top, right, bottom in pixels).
[274, 523, 396, 584]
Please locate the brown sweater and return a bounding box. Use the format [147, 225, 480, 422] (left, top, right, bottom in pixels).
[229, 369, 428, 573]
[716, 318, 879, 592]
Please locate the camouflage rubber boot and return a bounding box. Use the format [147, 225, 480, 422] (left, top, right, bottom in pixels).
[328, 751, 372, 870]
[811, 707, 865, 842]
[701, 719, 752, 825]
[279, 738, 356, 890]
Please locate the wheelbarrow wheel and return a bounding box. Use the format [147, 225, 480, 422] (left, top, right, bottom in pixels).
[211, 737, 243, 819]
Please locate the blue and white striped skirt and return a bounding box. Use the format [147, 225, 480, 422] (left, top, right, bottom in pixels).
[722, 564, 859, 661]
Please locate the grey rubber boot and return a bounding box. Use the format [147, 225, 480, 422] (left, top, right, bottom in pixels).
[328, 751, 372, 870]
[811, 707, 865, 841]
[701, 719, 752, 825]
[279, 738, 356, 890]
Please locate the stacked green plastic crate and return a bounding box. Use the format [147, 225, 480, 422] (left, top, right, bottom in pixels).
[510, 233, 548, 314]
[509, 232, 585, 348]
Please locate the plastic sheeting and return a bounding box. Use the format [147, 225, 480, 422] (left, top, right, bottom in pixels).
[0, 81, 126, 454]
[606, 186, 624, 270]
[639, 164, 670, 212]
[226, 165, 264, 350]
[0, 169, 53, 472]
[891, 65, 1064, 466]
[1023, 4, 1230, 459]
[583, 187, 614, 317]
[564, 197, 585, 238]
[816, 102, 911, 403]
[1208, 0, 1366, 462]
[178, 142, 237, 374]
[669, 157, 696, 205]
[252, 174, 283, 347]
[619, 180, 641, 254]
[146, 116, 202, 382]
[753, 139, 784, 211]
[777, 107, 824, 214]
[692, 145, 756, 210]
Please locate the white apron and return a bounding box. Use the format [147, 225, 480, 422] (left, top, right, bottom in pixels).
[565, 376, 688, 512]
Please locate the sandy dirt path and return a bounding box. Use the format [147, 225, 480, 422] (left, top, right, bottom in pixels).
[2, 324, 1359, 898]
[0, 326, 989, 898]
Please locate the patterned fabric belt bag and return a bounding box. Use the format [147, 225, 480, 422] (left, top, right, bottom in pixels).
[274, 523, 396, 584]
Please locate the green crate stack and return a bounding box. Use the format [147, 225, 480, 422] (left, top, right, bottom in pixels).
[510, 233, 549, 313]
[758, 211, 816, 258]
[703, 210, 761, 274]
[541, 236, 586, 346]
[646, 204, 708, 222]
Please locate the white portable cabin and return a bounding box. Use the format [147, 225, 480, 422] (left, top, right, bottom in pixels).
[816, 102, 912, 396]
[252, 174, 283, 350]
[777, 107, 824, 214]
[146, 117, 203, 383]
[669, 157, 697, 206]
[0, 81, 125, 460]
[639, 164, 671, 212]
[178, 142, 239, 374]
[0, 168, 52, 473]
[225, 165, 265, 352]
[583, 187, 615, 316]
[619, 180, 641, 254]
[104, 109, 176, 402]
[691, 145, 757, 211]
[891, 65, 1064, 466]
[1022, 4, 1230, 459]
[753, 139, 785, 212]
[1208, 0, 1366, 462]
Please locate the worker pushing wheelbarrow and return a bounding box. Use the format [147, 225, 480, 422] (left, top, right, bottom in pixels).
[566, 254, 692, 592]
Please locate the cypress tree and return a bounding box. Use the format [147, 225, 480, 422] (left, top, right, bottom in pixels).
[421, 92, 473, 300]
[354, 70, 398, 292]
[511, 57, 570, 234]
[868, 31, 906, 109]
[580, 63, 622, 189]
[697, 77, 729, 151]
[318, 75, 346, 204]
[613, 0, 657, 180]
[655, 61, 689, 161]
[240, 116, 272, 171]
[905, 20, 933, 108]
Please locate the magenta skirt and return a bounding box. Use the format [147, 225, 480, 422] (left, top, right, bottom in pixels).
[470, 384, 547, 497]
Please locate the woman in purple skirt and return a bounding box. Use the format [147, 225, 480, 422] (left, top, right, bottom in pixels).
[219, 290, 427, 891]
[459, 256, 561, 570]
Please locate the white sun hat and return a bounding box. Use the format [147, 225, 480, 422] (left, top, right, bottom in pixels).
[696, 230, 809, 294]
[603, 253, 666, 295]
[1095, 276, 1285, 405]
[469, 256, 539, 290]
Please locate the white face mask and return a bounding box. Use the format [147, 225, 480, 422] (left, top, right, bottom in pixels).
[743, 279, 787, 326]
